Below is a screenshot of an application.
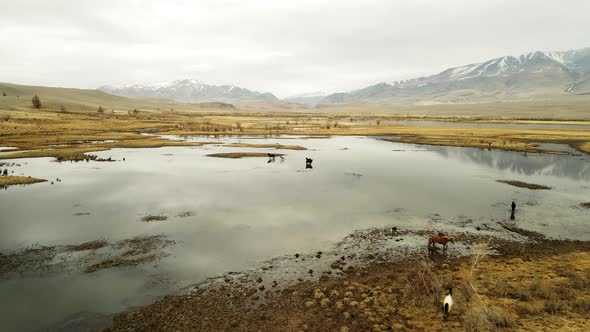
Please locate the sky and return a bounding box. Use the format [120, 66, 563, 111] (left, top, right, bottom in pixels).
[1, 0, 589, 98]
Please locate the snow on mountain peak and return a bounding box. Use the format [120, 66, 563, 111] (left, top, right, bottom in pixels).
[98, 79, 277, 102]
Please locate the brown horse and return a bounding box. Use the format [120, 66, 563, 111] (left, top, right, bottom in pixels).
[428, 235, 455, 249]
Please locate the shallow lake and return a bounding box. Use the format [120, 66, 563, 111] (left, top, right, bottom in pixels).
[1, 136, 589, 331]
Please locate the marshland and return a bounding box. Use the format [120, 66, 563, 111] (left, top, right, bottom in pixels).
[2, 1, 590, 330]
[1, 102, 589, 331]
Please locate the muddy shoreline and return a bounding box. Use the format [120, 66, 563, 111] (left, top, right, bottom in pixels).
[104, 225, 590, 331]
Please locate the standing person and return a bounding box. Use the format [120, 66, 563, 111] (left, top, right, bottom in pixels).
[511, 201, 516, 213]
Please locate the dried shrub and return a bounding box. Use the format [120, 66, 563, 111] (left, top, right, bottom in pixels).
[517, 301, 545, 315]
[572, 296, 590, 311]
[544, 294, 564, 314]
[530, 279, 552, 299]
[509, 285, 530, 301]
[494, 279, 510, 298]
[487, 308, 517, 328]
[463, 301, 492, 332]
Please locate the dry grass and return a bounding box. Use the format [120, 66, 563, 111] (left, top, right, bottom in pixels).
[107, 243, 590, 332]
[573, 142, 590, 153]
[497, 180, 551, 190]
[530, 278, 553, 298]
[223, 143, 306, 150]
[0, 175, 47, 187]
[206, 152, 285, 159]
[517, 300, 545, 315]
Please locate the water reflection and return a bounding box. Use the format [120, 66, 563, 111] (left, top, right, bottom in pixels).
[0, 136, 589, 331]
[428, 145, 590, 181]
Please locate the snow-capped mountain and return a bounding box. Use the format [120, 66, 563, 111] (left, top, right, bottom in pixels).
[320, 48, 590, 104]
[99, 79, 278, 103]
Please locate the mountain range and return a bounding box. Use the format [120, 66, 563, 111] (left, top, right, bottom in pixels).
[318, 48, 590, 105]
[99, 79, 278, 103]
[97, 47, 590, 106]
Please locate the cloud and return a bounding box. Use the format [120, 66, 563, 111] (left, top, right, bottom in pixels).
[1, 0, 589, 97]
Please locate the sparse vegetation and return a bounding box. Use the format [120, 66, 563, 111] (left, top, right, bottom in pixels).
[65, 240, 108, 251]
[497, 180, 551, 190]
[206, 152, 285, 159]
[141, 215, 168, 222]
[223, 143, 305, 150]
[97, 106, 105, 114]
[85, 254, 158, 273]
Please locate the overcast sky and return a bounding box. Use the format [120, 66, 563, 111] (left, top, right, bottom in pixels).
[1, 0, 589, 97]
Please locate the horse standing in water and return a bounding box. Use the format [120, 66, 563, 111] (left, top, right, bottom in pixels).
[428, 235, 455, 250]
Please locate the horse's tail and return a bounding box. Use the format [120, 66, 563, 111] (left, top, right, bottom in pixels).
[428, 237, 432, 246]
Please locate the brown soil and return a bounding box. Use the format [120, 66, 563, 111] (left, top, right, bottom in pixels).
[206, 152, 286, 159]
[497, 180, 551, 190]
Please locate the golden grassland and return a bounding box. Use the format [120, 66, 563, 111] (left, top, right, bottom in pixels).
[0, 176, 47, 187]
[2, 107, 589, 164]
[107, 240, 590, 332]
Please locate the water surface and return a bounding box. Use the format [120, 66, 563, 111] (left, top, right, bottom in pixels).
[1, 136, 588, 331]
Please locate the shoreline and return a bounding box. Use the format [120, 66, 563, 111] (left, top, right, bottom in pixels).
[104, 225, 590, 331]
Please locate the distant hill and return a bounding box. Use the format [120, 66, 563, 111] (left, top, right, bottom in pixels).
[319, 48, 590, 104]
[283, 91, 328, 107]
[0, 82, 236, 112]
[99, 79, 278, 103]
